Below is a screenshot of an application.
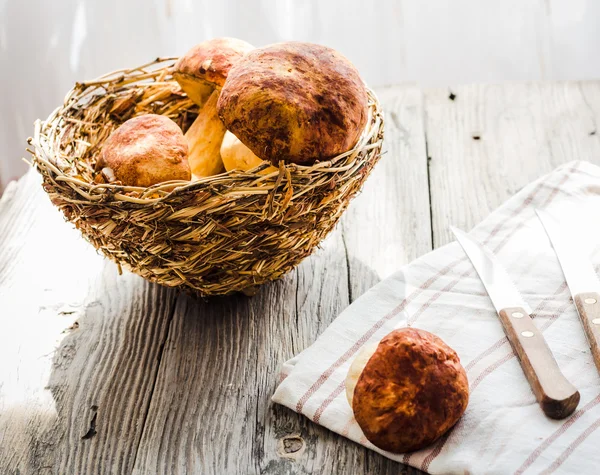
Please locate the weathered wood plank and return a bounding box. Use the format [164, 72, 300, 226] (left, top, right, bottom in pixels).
[425, 82, 600, 247]
[131, 85, 430, 474]
[342, 86, 432, 298]
[0, 172, 178, 474]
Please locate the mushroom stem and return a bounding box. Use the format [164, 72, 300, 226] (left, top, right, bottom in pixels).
[345, 343, 378, 407]
[186, 90, 227, 178]
[173, 38, 255, 178]
[221, 131, 278, 174]
[174, 72, 214, 108]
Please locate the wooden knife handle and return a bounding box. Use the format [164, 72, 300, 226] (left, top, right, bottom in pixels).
[574, 292, 600, 373]
[498, 307, 580, 419]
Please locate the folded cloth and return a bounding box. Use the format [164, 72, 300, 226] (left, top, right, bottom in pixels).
[272, 161, 600, 474]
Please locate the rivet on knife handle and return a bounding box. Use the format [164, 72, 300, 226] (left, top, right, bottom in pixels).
[574, 292, 600, 372]
[498, 307, 580, 419]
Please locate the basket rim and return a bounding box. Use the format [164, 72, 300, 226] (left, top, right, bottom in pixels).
[30, 57, 384, 207]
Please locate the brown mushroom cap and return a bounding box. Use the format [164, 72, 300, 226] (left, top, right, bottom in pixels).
[348, 328, 469, 453]
[173, 37, 254, 105]
[99, 114, 190, 187]
[217, 41, 368, 165]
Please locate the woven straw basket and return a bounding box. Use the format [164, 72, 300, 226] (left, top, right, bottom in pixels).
[30, 57, 384, 296]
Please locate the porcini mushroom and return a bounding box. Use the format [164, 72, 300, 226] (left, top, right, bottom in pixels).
[220, 131, 278, 175]
[346, 328, 469, 453]
[173, 38, 254, 178]
[217, 42, 369, 166]
[98, 114, 190, 187]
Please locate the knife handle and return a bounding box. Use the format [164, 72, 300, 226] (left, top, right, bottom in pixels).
[498, 307, 580, 419]
[574, 292, 600, 372]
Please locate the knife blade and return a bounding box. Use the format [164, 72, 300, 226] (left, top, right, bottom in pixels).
[451, 226, 579, 419]
[536, 208, 600, 373]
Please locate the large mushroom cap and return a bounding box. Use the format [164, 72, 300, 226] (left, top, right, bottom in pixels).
[174, 37, 254, 105]
[99, 114, 190, 187]
[347, 328, 469, 453]
[217, 41, 368, 165]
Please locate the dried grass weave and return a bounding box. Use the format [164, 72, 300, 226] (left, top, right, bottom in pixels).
[31, 57, 384, 296]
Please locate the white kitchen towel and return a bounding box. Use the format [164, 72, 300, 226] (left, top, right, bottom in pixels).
[272, 161, 600, 475]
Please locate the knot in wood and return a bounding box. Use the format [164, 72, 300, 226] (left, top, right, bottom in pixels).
[278, 435, 305, 458]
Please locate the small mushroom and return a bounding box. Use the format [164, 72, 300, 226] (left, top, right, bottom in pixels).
[220, 131, 278, 175]
[98, 114, 190, 187]
[346, 328, 469, 453]
[173, 38, 254, 178]
[217, 42, 369, 166]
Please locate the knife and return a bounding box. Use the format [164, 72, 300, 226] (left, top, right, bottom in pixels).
[536, 209, 600, 373]
[451, 226, 580, 419]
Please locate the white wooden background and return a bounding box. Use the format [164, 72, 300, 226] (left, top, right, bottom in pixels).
[0, 0, 599, 188]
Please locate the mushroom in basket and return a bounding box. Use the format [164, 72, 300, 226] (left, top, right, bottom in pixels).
[96, 114, 190, 187]
[173, 37, 257, 177]
[217, 42, 369, 166]
[346, 328, 469, 453]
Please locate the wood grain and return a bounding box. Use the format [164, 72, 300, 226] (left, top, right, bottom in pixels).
[498, 307, 580, 419]
[425, 82, 600, 246]
[0, 172, 179, 474]
[574, 292, 600, 373]
[341, 86, 432, 298]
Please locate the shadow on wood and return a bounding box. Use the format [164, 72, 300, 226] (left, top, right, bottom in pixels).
[131, 251, 383, 473]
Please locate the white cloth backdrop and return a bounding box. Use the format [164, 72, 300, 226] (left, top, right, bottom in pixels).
[1, 0, 599, 188]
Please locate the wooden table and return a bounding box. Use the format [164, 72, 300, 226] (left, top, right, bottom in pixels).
[1, 83, 600, 474]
